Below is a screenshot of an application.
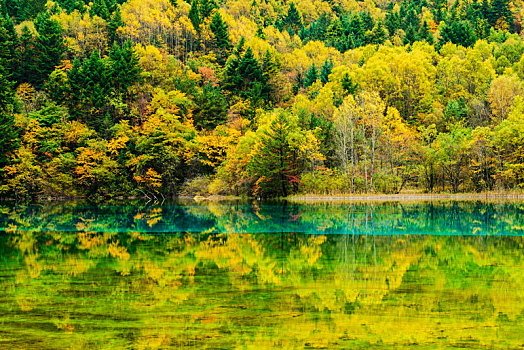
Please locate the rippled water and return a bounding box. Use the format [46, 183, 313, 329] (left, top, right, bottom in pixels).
[1, 200, 524, 349]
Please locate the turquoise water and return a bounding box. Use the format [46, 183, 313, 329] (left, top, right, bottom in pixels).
[1, 200, 524, 349]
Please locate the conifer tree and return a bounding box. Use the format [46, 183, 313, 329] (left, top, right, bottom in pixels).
[0, 14, 15, 78]
[210, 11, 230, 64]
[90, 0, 110, 20]
[285, 2, 302, 32]
[0, 27, 17, 173]
[370, 21, 388, 45]
[15, 25, 36, 84]
[109, 41, 141, 95]
[320, 59, 333, 85]
[342, 73, 358, 95]
[304, 63, 318, 87]
[200, 0, 218, 19]
[193, 84, 228, 130]
[189, 0, 201, 32]
[403, 24, 418, 45]
[34, 12, 65, 87]
[108, 7, 123, 45]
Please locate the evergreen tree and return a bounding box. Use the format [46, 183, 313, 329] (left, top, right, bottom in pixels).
[360, 11, 374, 31]
[90, 0, 110, 20]
[210, 11, 230, 64]
[0, 14, 16, 78]
[261, 49, 279, 81]
[109, 41, 141, 95]
[320, 59, 333, 85]
[285, 2, 302, 32]
[341, 73, 358, 95]
[403, 24, 418, 45]
[14, 25, 36, 84]
[348, 16, 365, 48]
[371, 21, 388, 45]
[193, 84, 228, 130]
[439, 21, 477, 48]
[237, 47, 264, 91]
[385, 11, 401, 36]
[419, 20, 434, 44]
[189, 0, 201, 32]
[108, 7, 123, 45]
[34, 12, 65, 87]
[68, 51, 111, 131]
[200, 0, 218, 18]
[304, 63, 318, 87]
[0, 33, 17, 173]
[490, 0, 514, 31]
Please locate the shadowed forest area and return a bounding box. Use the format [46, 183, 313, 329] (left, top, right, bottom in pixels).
[1, 0, 524, 199]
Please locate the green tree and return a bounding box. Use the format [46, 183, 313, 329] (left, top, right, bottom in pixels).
[90, 0, 110, 20]
[109, 41, 142, 95]
[210, 12, 230, 63]
[0, 62, 17, 173]
[284, 2, 302, 32]
[320, 59, 333, 85]
[34, 12, 65, 87]
[304, 63, 318, 87]
[189, 0, 201, 32]
[193, 84, 228, 130]
[200, 0, 218, 19]
[108, 7, 124, 45]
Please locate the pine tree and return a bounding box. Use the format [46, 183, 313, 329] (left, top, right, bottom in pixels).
[109, 41, 141, 95]
[403, 24, 418, 45]
[90, 0, 110, 20]
[0, 14, 16, 79]
[193, 84, 228, 130]
[189, 0, 201, 32]
[320, 59, 333, 85]
[342, 73, 358, 95]
[237, 47, 264, 90]
[14, 25, 36, 84]
[262, 49, 279, 80]
[371, 21, 388, 45]
[360, 11, 374, 31]
[200, 0, 218, 19]
[108, 7, 123, 45]
[68, 51, 111, 131]
[490, 0, 514, 31]
[0, 36, 17, 173]
[419, 20, 434, 44]
[210, 11, 230, 64]
[285, 2, 302, 32]
[34, 12, 65, 87]
[304, 63, 318, 87]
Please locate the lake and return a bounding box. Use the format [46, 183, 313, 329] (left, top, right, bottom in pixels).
[1, 200, 524, 349]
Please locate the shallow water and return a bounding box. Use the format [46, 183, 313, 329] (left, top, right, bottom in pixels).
[1, 201, 524, 349]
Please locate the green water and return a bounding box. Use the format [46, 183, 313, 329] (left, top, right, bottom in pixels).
[1, 201, 524, 349]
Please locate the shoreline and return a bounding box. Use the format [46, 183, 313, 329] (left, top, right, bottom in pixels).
[286, 192, 524, 202]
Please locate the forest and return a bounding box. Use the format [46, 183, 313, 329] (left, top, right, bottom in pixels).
[1, 0, 524, 199]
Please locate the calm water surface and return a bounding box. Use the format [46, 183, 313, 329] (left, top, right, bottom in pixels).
[1, 200, 524, 349]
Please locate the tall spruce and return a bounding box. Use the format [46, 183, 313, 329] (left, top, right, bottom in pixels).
[109, 41, 141, 95]
[0, 25, 17, 173]
[34, 12, 65, 87]
[304, 63, 318, 87]
[189, 0, 201, 32]
[320, 59, 333, 85]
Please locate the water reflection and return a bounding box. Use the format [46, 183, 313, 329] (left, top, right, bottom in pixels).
[1, 200, 524, 235]
[1, 201, 524, 348]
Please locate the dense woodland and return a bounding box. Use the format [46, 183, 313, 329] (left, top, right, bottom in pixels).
[1, 0, 524, 199]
